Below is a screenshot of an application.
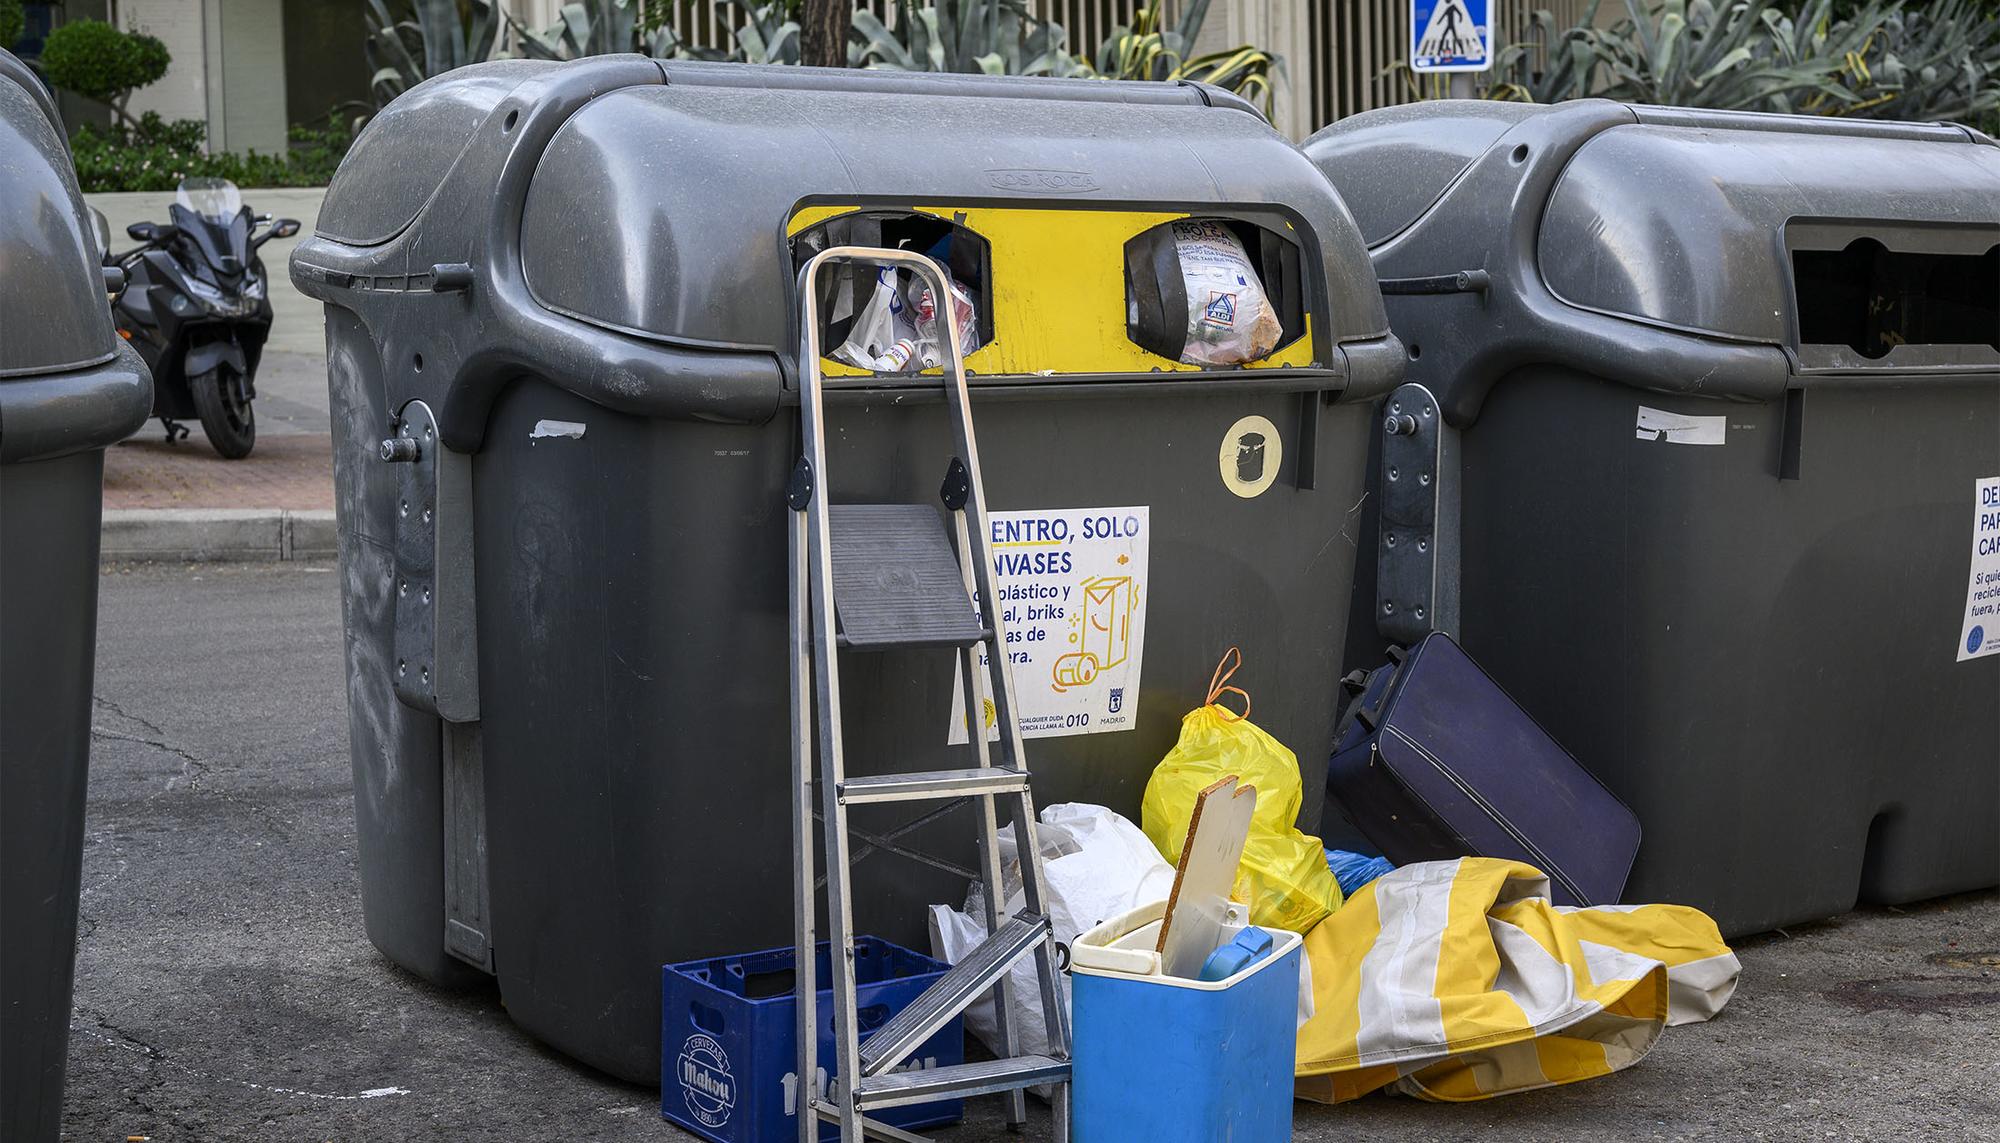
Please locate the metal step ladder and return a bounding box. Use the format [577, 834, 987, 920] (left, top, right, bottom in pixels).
[789, 247, 1072, 1143]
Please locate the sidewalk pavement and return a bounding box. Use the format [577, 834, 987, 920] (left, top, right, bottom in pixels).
[100, 348, 337, 562]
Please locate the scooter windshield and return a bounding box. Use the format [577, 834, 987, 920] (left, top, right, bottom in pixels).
[175, 177, 243, 224]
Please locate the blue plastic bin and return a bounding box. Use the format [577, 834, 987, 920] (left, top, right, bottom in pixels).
[1070, 901, 1302, 1142]
[662, 937, 964, 1142]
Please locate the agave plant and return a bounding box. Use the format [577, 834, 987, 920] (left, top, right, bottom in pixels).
[717, 0, 803, 65]
[851, 0, 1083, 76]
[1490, 1, 1612, 102]
[1839, 0, 2000, 122]
[511, 0, 641, 59]
[1087, 3, 1281, 116]
[511, 0, 799, 64]
[365, 0, 507, 106]
[1491, 0, 1892, 113]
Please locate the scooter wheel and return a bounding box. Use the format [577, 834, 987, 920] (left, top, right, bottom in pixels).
[191, 366, 256, 459]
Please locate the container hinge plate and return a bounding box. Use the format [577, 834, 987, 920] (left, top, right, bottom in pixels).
[1377, 382, 1460, 645]
[387, 399, 479, 722]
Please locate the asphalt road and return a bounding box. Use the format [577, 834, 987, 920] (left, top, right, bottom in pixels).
[70, 563, 2000, 1141]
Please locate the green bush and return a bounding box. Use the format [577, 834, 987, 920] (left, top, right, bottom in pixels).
[40, 20, 171, 126]
[70, 113, 353, 193]
[1, 1, 26, 51]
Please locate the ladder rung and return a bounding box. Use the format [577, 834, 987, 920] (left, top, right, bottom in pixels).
[858, 912, 1050, 1077]
[839, 767, 1030, 805]
[853, 1054, 1070, 1111]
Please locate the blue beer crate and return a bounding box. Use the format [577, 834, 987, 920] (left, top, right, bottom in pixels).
[663, 937, 965, 1142]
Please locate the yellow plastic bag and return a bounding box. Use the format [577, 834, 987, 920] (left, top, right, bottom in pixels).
[1141, 649, 1344, 933]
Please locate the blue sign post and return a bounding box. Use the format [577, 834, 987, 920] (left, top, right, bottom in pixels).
[1412, 0, 1492, 73]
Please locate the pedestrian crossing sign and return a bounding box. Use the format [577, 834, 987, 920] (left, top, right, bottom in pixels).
[1412, 0, 1491, 72]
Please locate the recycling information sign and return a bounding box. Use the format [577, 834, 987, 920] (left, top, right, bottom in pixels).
[949, 505, 1150, 742]
[1412, 0, 1491, 72]
[1959, 477, 2000, 662]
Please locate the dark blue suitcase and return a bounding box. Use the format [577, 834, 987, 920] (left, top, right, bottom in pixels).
[1328, 633, 1640, 907]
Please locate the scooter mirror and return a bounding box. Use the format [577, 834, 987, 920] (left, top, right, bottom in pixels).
[127, 221, 178, 243]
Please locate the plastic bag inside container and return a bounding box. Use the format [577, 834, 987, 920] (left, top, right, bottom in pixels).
[831, 266, 979, 372]
[791, 213, 987, 373]
[1171, 219, 1284, 366]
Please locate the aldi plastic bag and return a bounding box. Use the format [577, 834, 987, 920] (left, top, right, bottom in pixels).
[1172, 220, 1284, 366]
[1141, 648, 1344, 933]
[929, 803, 1175, 1060]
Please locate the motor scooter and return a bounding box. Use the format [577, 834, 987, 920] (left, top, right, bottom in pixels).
[104, 177, 297, 458]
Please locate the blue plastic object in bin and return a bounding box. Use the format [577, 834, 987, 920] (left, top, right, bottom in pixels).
[1071, 901, 1302, 1142]
[661, 937, 964, 1142]
[1198, 926, 1275, 982]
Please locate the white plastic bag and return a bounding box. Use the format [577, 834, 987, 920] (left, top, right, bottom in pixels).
[904, 273, 979, 369]
[833, 268, 918, 371]
[833, 267, 980, 372]
[1172, 220, 1283, 366]
[928, 804, 1175, 1061]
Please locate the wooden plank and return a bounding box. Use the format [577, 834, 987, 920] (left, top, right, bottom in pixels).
[1154, 775, 1258, 979]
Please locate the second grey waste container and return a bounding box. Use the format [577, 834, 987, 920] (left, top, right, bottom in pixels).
[292, 57, 1401, 1082]
[0, 49, 154, 1143]
[1307, 100, 2000, 937]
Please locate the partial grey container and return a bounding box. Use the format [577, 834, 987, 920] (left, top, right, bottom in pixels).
[1307, 100, 2000, 936]
[291, 56, 1400, 1082]
[0, 49, 153, 1142]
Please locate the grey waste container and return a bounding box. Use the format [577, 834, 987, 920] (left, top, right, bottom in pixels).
[292, 57, 1401, 1082]
[1306, 100, 2000, 937]
[0, 49, 153, 1143]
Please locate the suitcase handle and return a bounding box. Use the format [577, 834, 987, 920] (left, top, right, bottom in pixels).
[1341, 644, 1410, 733]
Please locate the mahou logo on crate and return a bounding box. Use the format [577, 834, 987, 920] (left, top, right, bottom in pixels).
[678, 1034, 736, 1128]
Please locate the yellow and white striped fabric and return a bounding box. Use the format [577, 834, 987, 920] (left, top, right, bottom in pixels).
[1294, 858, 1740, 1103]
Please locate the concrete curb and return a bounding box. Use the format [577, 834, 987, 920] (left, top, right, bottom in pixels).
[101, 509, 339, 563]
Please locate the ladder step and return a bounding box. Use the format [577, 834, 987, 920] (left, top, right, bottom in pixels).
[839, 767, 1030, 805]
[829, 504, 987, 650]
[852, 1055, 1070, 1112]
[858, 912, 1050, 1077]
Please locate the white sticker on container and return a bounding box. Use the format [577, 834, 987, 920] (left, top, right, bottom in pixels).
[1958, 476, 2000, 662]
[949, 506, 1150, 742]
[529, 419, 586, 441]
[1635, 406, 1726, 446]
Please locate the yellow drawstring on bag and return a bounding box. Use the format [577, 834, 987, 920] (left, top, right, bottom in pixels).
[1141, 648, 1344, 932]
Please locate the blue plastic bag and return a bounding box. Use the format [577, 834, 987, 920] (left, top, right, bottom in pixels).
[1325, 849, 1395, 896]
